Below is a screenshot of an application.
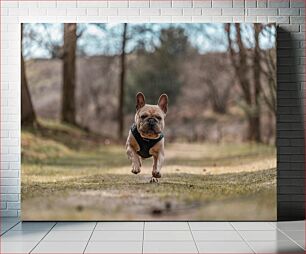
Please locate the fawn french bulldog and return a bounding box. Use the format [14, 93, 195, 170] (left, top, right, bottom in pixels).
[126, 92, 168, 183]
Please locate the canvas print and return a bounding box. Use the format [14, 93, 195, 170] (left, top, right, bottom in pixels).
[21, 23, 277, 220]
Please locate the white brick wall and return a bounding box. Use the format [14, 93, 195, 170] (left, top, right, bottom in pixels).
[0, 0, 305, 218]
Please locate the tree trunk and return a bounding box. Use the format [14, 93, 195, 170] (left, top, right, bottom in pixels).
[226, 24, 262, 142]
[252, 24, 262, 142]
[62, 23, 77, 125]
[118, 23, 127, 140]
[21, 24, 36, 126]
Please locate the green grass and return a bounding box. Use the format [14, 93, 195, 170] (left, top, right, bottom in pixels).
[22, 120, 276, 220]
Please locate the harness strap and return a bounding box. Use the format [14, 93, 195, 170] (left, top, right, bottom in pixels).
[131, 123, 164, 158]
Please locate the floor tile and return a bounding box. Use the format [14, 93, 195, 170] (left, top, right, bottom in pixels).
[197, 241, 253, 253]
[282, 230, 305, 241]
[85, 241, 142, 253]
[95, 222, 144, 231]
[90, 230, 143, 241]
[32, 241, 87, 253]
[249, 240, 304, 253]
[144, 230, 193, 241]
[189, 222, 234, 231]
[1, 241, 37, 253]
[143, 241, 198, 253]
[282, 230, 305, 249]
[192, 230, 243, 241]
[239, 230, 291, 241]
[145, 222, 189, 230]
[276, 221, 305, 231]
[42, 230, 92, 242]
[11, 222, 55, 231]
[232, 222, 275, 231]
[1, 230, 47, 242]
[52, 222, 96, 231]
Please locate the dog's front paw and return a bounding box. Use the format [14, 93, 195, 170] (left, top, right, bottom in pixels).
[152, 171, 161, 178]
[131, 166, 141, 174]
[150, 177, 159, 183]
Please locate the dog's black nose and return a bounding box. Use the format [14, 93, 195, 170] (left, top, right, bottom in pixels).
[148, 118, 157, 126]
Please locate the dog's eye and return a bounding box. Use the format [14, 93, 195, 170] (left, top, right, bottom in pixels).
[156, 116, 162, 121]
[141, 115, 147, 119]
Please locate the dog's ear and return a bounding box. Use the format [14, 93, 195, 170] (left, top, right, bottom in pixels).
[158, 94, 168, 114]
[136, 92, 146, 111]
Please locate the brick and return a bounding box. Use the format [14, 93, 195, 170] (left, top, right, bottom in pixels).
[279, 147, 304, 155]
[290, 16, 305, 24]
[268, 16, 290, 23]
[257, 0, 267, 7]
[193, 0, 212, 7]
[278, 195, 304, 202]
[7, 202, 20, 210]
[1, 178, 19, 186]
[67, 8, 87, 16]
[202, 8, 221, 15]
[140, 8, 160, 15]
[149, 16, 172, 22]
[233, 16, 245, 22]
[86, 8, 99, 16]
[278, 24, 300, 32]
[192, 16, 213, 22]
[278, 8, 300, 15]
[108, 16, 128, 22]
[18, 1, 38, 8]
[213, 16, 233, 22]
[99, 8, 118, 16]
[1, 1, 18, 8]
[118, 8, 140, 16]
[0, 210, 18, 217]
[268, 0, 290, 7]
[161, 8, 183, 15]
[248, 8, 278, 15]
[8, 8, 29, 16]
[150, 0, 171, 8]
[129, 0, 149, 7]
[183, 8, 202, 15]
[38, 1, 57, 8]
[1, 170, 18, 178]
[108, 0, 128, 7]
[128, 16, 150, 22]
[77, 1, 107, 7]
[56, 0, 77, 8]
[172, 16, 192, 22]
[0, 194, 19, 202]
[290, 0, 305, 7]
[29, 8, 48, 16]
[245, 16, 258, 22]
[47, 8, 67, 16]
[172, 0, 192, 7]
[222, 8, 245, 15]
[0, 186, 20, 194]
[212, 0, 233, 7]
[233, 0, 244, 7]
[1, 202, 7, 210]
[245, 0, 256, 7]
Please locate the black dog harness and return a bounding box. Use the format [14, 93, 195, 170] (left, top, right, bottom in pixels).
[131, 123, 164, 158]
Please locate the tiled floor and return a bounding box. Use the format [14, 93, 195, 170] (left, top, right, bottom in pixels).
[0, 219, 304, 253]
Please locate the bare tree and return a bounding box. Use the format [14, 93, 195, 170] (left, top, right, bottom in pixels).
[62, 23, 77, 125]
[225, 24, 261, 142]
[21, 24, 36, 126]
[118, 23, 127, 140]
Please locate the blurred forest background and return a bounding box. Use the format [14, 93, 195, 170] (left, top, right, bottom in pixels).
[22, 23, 276, 143]
[21, 23, 277, 220]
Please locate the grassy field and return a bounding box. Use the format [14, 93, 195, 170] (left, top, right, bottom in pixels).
[22, 121, 276, 220]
